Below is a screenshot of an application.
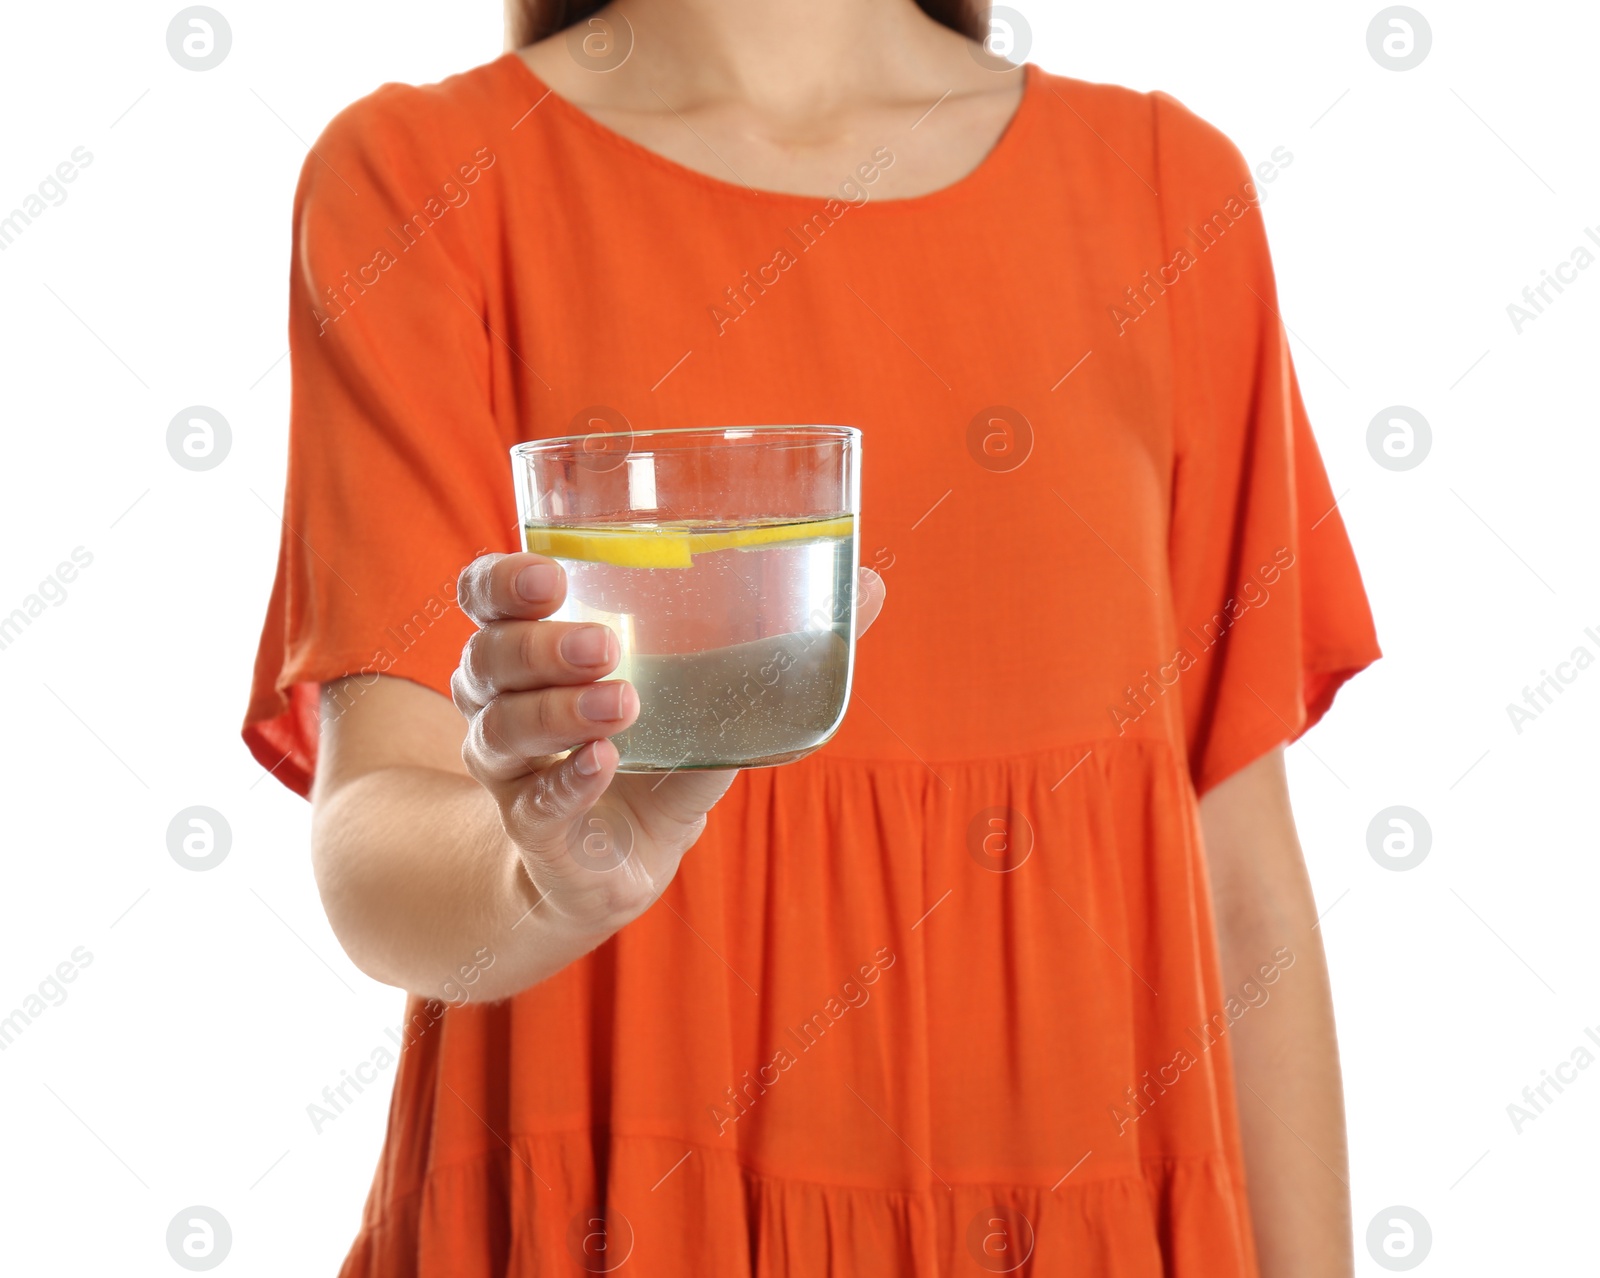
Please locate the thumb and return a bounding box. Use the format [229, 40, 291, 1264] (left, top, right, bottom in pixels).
[855, 566, 887, 637]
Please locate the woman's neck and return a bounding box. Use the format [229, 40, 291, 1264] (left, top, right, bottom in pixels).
[517, 0, 1024, 201]
[601, 0, 962, 116]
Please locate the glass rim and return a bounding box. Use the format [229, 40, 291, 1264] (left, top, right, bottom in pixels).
[511, 423, 860, 460]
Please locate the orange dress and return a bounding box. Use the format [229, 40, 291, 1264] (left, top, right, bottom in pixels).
[245, 53, 1380, 1277]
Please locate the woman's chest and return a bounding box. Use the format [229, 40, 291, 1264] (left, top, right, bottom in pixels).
[485, 187, 1187, 755]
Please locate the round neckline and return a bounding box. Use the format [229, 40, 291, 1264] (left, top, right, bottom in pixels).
[498, 50, 1036, 212]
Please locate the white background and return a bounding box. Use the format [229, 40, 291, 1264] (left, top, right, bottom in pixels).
[1, 1, 1595, 1273]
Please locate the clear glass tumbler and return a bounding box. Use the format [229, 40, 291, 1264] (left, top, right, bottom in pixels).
[510, 425, 862, 772]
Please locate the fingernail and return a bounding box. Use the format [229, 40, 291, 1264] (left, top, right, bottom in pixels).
[578, 683, 623, 721]
[516, 563, 558, 602]
[573, 742, 602, 777]
[560, 625, 610, 667]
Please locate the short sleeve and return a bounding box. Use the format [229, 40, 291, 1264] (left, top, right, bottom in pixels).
[243, 86, 513, 797]
[1153, 93, 1381, 796]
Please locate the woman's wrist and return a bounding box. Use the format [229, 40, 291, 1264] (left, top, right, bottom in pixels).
[451, 834, 623, 1003]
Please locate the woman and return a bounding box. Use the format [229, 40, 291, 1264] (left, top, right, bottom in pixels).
[244, 0, 1380, 1273]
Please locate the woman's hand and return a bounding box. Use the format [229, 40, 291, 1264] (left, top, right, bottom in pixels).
[451, 550, 885, 943]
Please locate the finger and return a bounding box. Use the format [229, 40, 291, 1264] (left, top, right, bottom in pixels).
[464, 680, 640, 782]
[456, 620, 619, 709]
[502, 741, 671, 923]
[854, 566, 886, 637]
[497, 737, 622, 851]
[457, 552, 567, 626]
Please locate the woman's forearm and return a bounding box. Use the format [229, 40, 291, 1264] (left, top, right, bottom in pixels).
[1200, 749, 1353, 1278]
[1214, 904, 1352, 1275]
[310, 763, 606, 1004]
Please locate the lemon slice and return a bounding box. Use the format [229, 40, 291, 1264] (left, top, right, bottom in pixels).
[524, 515, 853, 568]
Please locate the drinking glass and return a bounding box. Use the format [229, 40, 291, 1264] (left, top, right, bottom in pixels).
[510, 425, 862, 771]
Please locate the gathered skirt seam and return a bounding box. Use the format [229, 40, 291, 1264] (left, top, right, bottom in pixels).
[814, 732, 1183, 771]
[356, 1127, 1243, 1233]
